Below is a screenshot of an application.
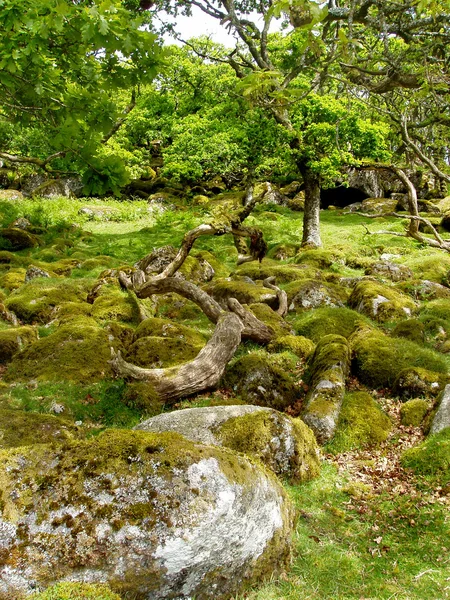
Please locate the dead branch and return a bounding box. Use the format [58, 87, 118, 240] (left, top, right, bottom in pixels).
[263, 276, 288, 317]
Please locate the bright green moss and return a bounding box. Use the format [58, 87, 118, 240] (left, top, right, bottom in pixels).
[134, 317, 207, 346]
[268, 335, 315, 359]
[403, 253, 450, 283]
[306, 334, 350, 386]
[400, 399, 430, 427]
[291, 307, 371, 342]
[192, 249, 229, 278]
[5, 321, 114, 383]
[294, 248, 344, 269]
[5, 278, 93, 323]
[91, 288, 139, 324]
[401, 428, 450, 485]
[0, 408, 80, 448]
[29, 582, 122, 600]
[126, 335, 203, 368]
[348, 280, 416, 322]
[248, 303, 292, 337]
[391, 319, 425, 344]
[121, 381, 164, 416]
[0, 326, 37, 362]
[235, 262, 318, 283]
[327, 392, 392, 453]
[0, 268, 26, 291]
[351, 327, 448, 389]
[266, 244, 300, 260]
[204, 278, 277, 308]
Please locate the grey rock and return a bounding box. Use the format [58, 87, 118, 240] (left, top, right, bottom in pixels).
[25, 265, 51, 282]
[430, 384, 450, 435]
[365, 261, 413, 282]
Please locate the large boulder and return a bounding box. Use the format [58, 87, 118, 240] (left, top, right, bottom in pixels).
[0, 429, 294, 600]
[0, 326, 38, 362]
[430, 384, 450, 435]
[136, 405, 321, 483]
[285, 279, 348, 312]
[204, 278, 278, 309]
[21, 175, 83, 198]
[348, 280, 416, 322]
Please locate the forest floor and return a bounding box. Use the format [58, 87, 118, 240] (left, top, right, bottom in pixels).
[0, 194, 449, 599]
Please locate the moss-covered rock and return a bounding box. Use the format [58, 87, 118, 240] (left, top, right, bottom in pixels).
[348, 280, 416, 322]
[126, 335, 203, 368]
[5, 321, 114, 383]
[0, 429, 294, 600]
[327, 392, 392, 452]
[133, 317, 207, 346]
[429, 384, 450, 435]
[391, 319, 425, 344]
[403, 254, 450, 284]
[0, 326, 38, 362]
[91, 287, 139, 324]
[121, 381, 165, 416]
[268, 335, 315, 359]
[294, 248, 344, 269]
[302, 334, 350, 444]
[365, 261, 413, 282]
[248, 302, 292, 337]
[193, 249, 229, 278]
[285, 279, 348, 312]
[400, 399, 430, 427]
[418, 299, 450, 339]
[401, 428, 450, 485]
[225, 352, 299, 411]
[291, 307, 370, 342]
[136, 405, 320, 484]
[235, 262, 318, 284]
[398, 279, 450, 301]
[0, 268, 26, 291]
[0, 227, 39, 250]
[266, 244, 300, 261]
[5, 279, 91, 323]
[204, 278, 278, 309]
[30, 582, 122, 600]
[350, 327, 448, 389]
[0, 408, 80, 448]
[393, 367, 447, 399]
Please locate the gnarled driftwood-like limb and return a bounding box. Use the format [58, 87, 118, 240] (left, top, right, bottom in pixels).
[227, 298, 274, 344]
[263, 276, 288, 317]
[110, 313, 244, 402]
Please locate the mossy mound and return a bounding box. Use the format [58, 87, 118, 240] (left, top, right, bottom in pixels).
[5, 278, 92, 323]
[225, 353, 299, 411]
[5, 321, 114, 383]
[0, 227, 39, 250]
[268, 335, 315, 359]
[398, 279, 450, 301]
[126, 335, 203, 368]
[391, 319, 425, 344]
[401, 428, 450, 485]
[266, 244, 300, 260]
[0, 429, 294, 600]
[0, 268, 26, 291]
[248, 303, 292, 337]
[134, 317, 207, 346]
[204, 278, 277, 309]
[54, 301, 93, 323]
[121, 381, 165, 416]
[291, 307, 370, 342]
[327, 392, 392, 453]
[235, 262, 318, 283]
[393, 367, 447, 399]
[285, 279, 348, 311]
[348, 280, 416, 322]
[294, 248, 344, 269]
[418, 299, 450, 338]
[351, 327, 448, 389]
[0, 408, 80, 448]
[400, 399, 430, 427]
[179, 254, 215, 283]
[0, 326, 38, 362]
[193, 249, 229, 278]
[91, 288, 139, 324]
[403, 253, 450, 283]
[30, 582, 122, 600]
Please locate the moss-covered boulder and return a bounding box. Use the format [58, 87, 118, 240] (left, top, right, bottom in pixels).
[285, 279, 348, 312]
[302, 335, 350, 444]
[401, 428, 450, 485]
[121, 381, 165, 416]
[0, 430, 294, 600]
[133, 317, 207, 346]
[430, 384, 450, 435]
[0, 227, 39, 250]
[400, 399, 430, 427]
[291, 307, 370, 342]
[266, 244, 300, 261]
[225, 353, 299, 411]
[5, 321, 114, 383]
[418, 299, 450, 338]
[294, 248, 344, 269]
[365, 261, 413, 282]
[126, 335, 203, 368]
[393, 367, 447, 399]
[348, 280, 416, 322]
[248, 303, 293, 337]
[0, 268, 26, 291]
[0, 408, 80, 448]
[204, 278, 278, 309]
[91, 287, 139, 324]
[136, 405, 320, 484]
[398, 280, 450, 301]
[5, 279, 91, 323]
[235, 262, 318, 284]
[327, 392, 392, 452]
[350, 327, 448, 389]
[30, 582, 121, 600]
[391, 319, 425, 344]
[0, 326, 37, 362]
[402, 254, 450, 284]
[268, 335, 315, 359]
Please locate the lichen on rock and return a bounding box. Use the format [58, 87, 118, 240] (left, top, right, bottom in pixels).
[348, 280, 416, 322]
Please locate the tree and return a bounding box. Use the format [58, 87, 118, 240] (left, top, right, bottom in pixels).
[0, 0, 162, 193]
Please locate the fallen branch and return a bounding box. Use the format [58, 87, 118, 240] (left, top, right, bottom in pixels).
[263, 276, 288, 317]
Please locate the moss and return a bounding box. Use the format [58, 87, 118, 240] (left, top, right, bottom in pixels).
[291, 307, 371, 342]
[0, 408, 80, 448]
[351, 327, 448, 389]
[418, 299, 450, 339]
[306, 334, 350, 386]
[401, 428, 450, 485]
[225, 352, 299, 411]
[400, 399, 430, 427]
[393, 367, 448, 399]
[126, 335, 203, 368]
[0, 227, 39, 250]
[327, 392, 392, 453]
[5, 278, 92, 323]
[248, 302, 292, 337]
[266, 244, 300, 260]
[54, 301, 93, 323]
[268, 335, 315, 359]
[216, 410, 320, 484]
[5, 321, 114, 383]
[391, 319, 425, 344]
[204, 278, 277, 308]
[348, 280, 416, 322]
[403, 253, 450, 284]
[91, 288, 139, 324]
[0, 326, 38, 362]
[121, 382, 164, 416]
[235, 262, 318, 284]
[284, 279, 348, 308]
[29, 582, 122, 600]
[192, 249, 229, 278]
[0, 268, 26, 291]
[294, 248, 344, 269]
[134, 317, 207, 346]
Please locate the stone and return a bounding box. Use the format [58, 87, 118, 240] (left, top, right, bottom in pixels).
[25, 265, 51, 282]
[360, 197, 398, 214]
[430, 384, 450, 435]
[21, 175, 83, 197]
[348, 280, 416, 322]
[365, 261, 413, 282]
[286, 279, 347, 312]
[10, 217, 32, 230]
[136, 405, 321, 483]
[0, 190, 23, 200]
[394, 367, 447, 399]
[0, 228, 39, 250]
[0, 430, 294, 600]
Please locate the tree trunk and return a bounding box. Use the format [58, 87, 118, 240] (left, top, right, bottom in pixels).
[300, 167, 322, 248]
